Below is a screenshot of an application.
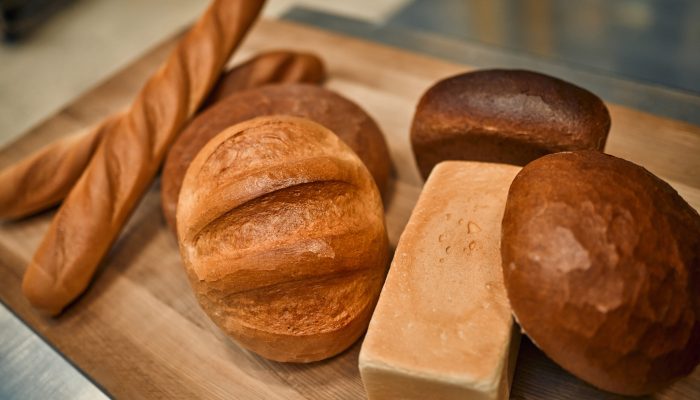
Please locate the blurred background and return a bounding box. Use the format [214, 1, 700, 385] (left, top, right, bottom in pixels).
[1, 0, 699, 146]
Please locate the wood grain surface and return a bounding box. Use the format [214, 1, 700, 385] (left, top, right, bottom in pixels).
[1, 18, 699, 400]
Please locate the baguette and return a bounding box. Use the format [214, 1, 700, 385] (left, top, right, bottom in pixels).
[22, 0, 265, 315]
[0, 115, 119, 219]
[0, 48, 318, 220]
[204, 49, 325, 106]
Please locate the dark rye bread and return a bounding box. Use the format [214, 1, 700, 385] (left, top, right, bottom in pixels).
[161, 84, 391, 231]
[501, 151, 700, 395]
[411, 69, 611, 179]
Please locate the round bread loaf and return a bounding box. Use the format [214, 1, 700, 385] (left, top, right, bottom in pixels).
[177, 116, 389, 362]
[162, 84, 391, 231]
[501, 151, 700, 395]
[411, 69, 611, 179]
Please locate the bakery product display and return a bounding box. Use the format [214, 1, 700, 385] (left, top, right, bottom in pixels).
[360, 161, 521, 400]
[410, 69, 611, 179]
[501, 150, 700, 395]
[161, 83, 391, 231]
[177, 116, 389, 362]
[1, 0, 698, 393]
[22, 0, 265, 316]
[0, 49, 323, 221]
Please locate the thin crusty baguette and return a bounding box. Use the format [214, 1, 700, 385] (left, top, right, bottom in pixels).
[0, 48, 321, 220]
[0, 115, 120, 219]
[204, 49, 326, 106]
[22, 0, 265, 315]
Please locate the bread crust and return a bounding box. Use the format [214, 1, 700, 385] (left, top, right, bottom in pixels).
[0, 115, 120, 219]
[501, 150, 700, 395]
[360, 161, 521, 400]
[21, 0, 265, 315]
[411, 69, 611, 179]
[0, 49, 322, 221]
[162, 83, 391, 231]
[204, 50, 325, 106]
[177, 116, 389, 362]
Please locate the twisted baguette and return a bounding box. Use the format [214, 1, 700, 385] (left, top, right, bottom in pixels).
[0, 48, 315, 220]
[22, 0, 265, 315]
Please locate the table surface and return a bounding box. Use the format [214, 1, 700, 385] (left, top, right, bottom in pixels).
[2, 9, 700, 400]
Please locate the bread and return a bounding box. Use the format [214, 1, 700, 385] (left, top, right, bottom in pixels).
[203, 50, 325, 106]
[22, 0, 265, 316]
[161, 83, 391, 231]
[410, 69, 611, 179]
[360, 161, 520, 400]
[177, 116, 389, 362]
[501, 151, 700, 395]
[0, 115, 120, 219]
[0, 48, 319, 220]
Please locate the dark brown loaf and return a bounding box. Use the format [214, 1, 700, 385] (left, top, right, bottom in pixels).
[161, 83, 391, 231]
[501, 150, 700, 395]
[411, 69, 611, 179]
[177, 116, 389, 362]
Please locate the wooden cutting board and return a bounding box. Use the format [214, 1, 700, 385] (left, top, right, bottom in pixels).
[1, 18, 699, 400]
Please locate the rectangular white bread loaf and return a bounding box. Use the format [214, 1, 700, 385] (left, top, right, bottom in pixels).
[359, 161, 521, 400]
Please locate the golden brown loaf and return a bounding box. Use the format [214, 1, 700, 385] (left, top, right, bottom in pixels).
[501, 151, 700, 395]
[0, 49, 322, 221]
[161, 84, 391, 231]
[177, 116, 389, 362]
[411, 69, 611, 179]
[22, 0, 265, 316]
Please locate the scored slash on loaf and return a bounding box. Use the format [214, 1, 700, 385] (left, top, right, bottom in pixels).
[360, 161, 521, 400]
[177, 115, 389, 363]
[161, 84, 390, 232]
